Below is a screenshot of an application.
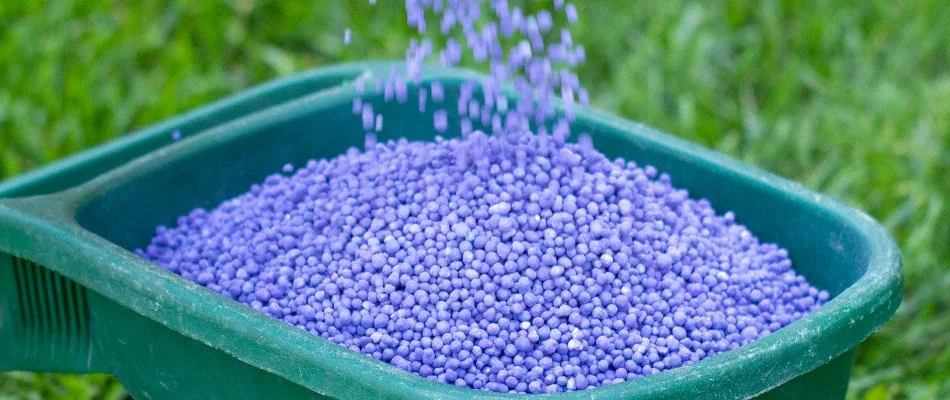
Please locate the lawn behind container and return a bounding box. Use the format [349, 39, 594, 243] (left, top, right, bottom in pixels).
[0, 63, 901, 400]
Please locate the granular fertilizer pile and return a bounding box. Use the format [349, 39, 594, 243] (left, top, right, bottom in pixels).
[139, 131, 828, 393]
[140, 0, 829, 394]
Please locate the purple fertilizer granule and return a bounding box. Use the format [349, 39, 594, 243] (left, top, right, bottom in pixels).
[138, 130, 828, 394]
[361, 0, 592, 147]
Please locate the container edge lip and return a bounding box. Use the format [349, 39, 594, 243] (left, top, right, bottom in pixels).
[58, 64, 481, 208]
[0, 63, 903, 399]
[0, 61, 406, 200]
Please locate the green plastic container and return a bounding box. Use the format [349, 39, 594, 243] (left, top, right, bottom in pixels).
[0, 62, 901, 400]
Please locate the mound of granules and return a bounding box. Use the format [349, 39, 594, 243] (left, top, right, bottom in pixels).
[138, 131, 827, 394]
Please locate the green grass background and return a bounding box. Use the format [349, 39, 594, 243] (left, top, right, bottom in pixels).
[0, 0, 947, 399]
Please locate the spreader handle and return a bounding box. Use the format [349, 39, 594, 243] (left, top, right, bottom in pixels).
[0, 257, 103, 373]
[0, 196, 104, 373]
